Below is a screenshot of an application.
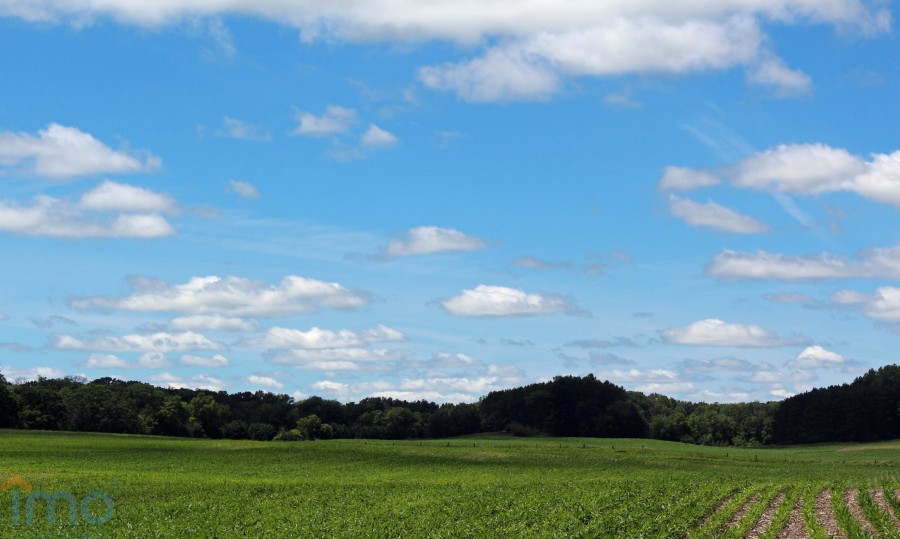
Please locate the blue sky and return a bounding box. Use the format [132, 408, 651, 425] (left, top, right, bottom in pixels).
[0, 1, 898, 403]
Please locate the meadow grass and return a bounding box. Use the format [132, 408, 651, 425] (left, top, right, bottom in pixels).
[0, 430, 896, 537]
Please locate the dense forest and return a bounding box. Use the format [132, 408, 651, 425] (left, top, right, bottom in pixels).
[0, 366, 897, 446]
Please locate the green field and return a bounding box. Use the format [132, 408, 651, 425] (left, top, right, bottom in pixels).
[0, 430, 898, 538]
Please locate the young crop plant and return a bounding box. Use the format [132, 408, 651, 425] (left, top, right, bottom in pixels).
[831, 485, 877, 539]
[759, 484, 801, 539]
[856, 488, 899, 539]
[689, 484, 759, 539]
[719, 483, 780, 539]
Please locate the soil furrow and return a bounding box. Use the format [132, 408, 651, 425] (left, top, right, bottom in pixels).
[776, 496, 809, 539]
[844, 489, 877, 535]
[747, 492, 786, 539]
[816, 490, 846, 539]
[724, 493, 760, 531]
[871, 489, 900, 529]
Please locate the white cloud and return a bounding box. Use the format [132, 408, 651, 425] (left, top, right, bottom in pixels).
[679, 357, 757, 373]
[54, 331, 223, 353]
[707, 243, 900, 281]
[2, 2, 887, 102]
[0, 189, 176, 238]
[312, 372, 522, 403]
[219, 117, 270, 141]
[419, 47, 559, 102]
[658, 166, 721, 191]
[747, 55, 812, 96]
[600, 368, 679, 382]
[360, 124, 398, 148]
[832, 286, 900, 325]
[662, 318, 803, 347]
[169, 315, 259, 333]
[634, 382, 696, 395]
[441, 284, 585, 317]
[432, 352, 478, 367]
[669, 144, 900, 208]
[0, 365, 65, 382]
[81, 352, 170, 369]
[247, 324, 404, 350]
[384, 226, 485, 257]
[788, 345, 844, 369]
[138, 352, 171, 368]
[180, 353, 230, 367]
[79, 180, 177, 214]
[0, 123, 160, 179]
[70, 274, 369, 317]
[151, 372, 227, 391]
[292, 106, 356, 137]
[668, 194, 770, 234]
[227, 180, 260, 199]
[271, 348, 405, 370]
[83, 353, 130, 368]
[248, 375, 283, 389]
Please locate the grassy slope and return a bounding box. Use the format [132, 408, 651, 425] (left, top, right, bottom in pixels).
[0, 431, 896, 538]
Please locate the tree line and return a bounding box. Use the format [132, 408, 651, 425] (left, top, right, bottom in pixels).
[0, 367, 896, 446]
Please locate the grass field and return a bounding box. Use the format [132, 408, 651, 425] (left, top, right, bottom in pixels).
[0, 430, 898, 538]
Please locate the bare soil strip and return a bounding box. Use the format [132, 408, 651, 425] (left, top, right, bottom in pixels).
[747, 492, 786, 539]
[724, 493, 760, 531]
[816, 490, 846, 539]
[777, 497, 809, 539]
[844, 489, 878, 535]
[872, 489, 900, 528]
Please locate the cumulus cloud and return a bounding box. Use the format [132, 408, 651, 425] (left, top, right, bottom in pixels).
[271, 348, 405, 371]
[441, 285, 586, 317]
[788, 345, 844, 369]
[246, 324, 404, 350]
[2, 1, 886, 102]
[82, 352, 171, 368]
[668, 194, 771, 234]
[248, 324, 406, 372]
[248, 375, 284, 389]
[151, 372, 227, 391]
[53, 331, 223, 353]
[747, 54, 812, 96]
[661, 318, 804, 347]
[360, 124, 398, 148]
[383, 226, 485, 257]
[311, 371, 523, 403]
[0, 365, 65, 382]
[678, 357, 757, 373]
[82, 353, 130, 369]
[0, 182, 177, 238]
[707, 243, 900, 281]
[832, 286, 900, 327]
[0, 123, 160, 179]
[79, 180, 177, 214]
[169, 315, 259, 333]
[180, 354, 230, 367]
[666, 144, 900, 208]
[70, 274, 369, 317]
[227, 180, 260, 199]
[292, 106, 356, 137]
